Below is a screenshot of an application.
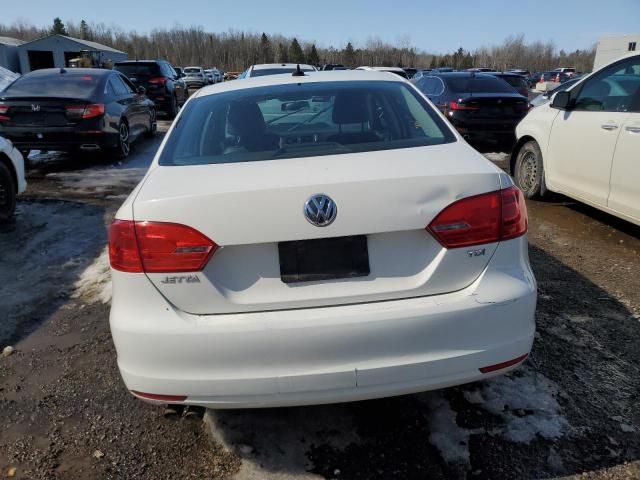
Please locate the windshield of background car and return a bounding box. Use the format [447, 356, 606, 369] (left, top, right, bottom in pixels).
[251, 68, 315, 77]
[184, 68, 202, 74]
[446, 76, 516, 94]
[159, 80, 456, 166]
[114, 63, 160, 78]
[2, 73, 101, 98]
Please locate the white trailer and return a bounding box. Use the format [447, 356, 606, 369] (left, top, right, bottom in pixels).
[594, 34, 639, 70]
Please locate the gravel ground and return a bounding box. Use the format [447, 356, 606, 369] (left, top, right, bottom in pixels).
[1, 132, 639, 479]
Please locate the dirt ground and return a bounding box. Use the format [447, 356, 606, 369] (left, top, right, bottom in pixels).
[0, 126, 639, 479]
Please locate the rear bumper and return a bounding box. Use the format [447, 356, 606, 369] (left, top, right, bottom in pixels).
[184, 80, 205, 88]
[0, 129, 118, 152]
[449, 116, 523, 143]
[110, 238, 537, 408]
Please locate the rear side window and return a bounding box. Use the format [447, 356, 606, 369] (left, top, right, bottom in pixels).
[446, 76, 515, 94]
[3, 74, 101, 98]
[159, 80, 456, 166]
[114, 63, 160, 78]
[416, 77, 445, 96]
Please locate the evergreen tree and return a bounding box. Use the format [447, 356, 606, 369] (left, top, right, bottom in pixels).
[343, 42, 355, 66]
[51, 17, 67, 35]
[307, 44, 320, 66]
[277, 42, 289, 63]
[289, 38, 305, 64]
[80, 20, 90, 40]
[429, 56, 438, 69]
[260, 33, 274, 63]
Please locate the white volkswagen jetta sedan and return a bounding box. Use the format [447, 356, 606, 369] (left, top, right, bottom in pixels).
[512, 53, 640, 226]
[109, 70, 536, 408]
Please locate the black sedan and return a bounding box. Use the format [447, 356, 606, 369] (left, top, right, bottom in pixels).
[412, 72, 529, 149]
[0, 68, 156, 159]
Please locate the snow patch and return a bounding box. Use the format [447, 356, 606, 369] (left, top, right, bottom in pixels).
[464, 366, 567, 443]
[72, 248, 112, 304]
[423, 393, 472, 466]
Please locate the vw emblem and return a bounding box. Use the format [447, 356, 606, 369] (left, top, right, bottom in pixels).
[31, 104, 41, 112]
[304, 194, 337, 227]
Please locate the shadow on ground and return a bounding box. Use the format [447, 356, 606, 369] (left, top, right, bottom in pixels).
[0, 199, 107, 346]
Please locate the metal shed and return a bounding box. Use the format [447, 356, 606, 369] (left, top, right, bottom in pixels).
[17, 34, 128, 73]
[0, 36, 25, 73]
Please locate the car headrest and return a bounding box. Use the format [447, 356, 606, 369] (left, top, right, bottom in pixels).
[227, 102, 266, 136]
[332, 91, 370, 124]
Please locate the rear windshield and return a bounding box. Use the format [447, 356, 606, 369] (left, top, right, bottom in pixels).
[2, 73, 101, 98]
[184, 68, 202, 74]
[159, 80, 456, 166]
[251, 68, 314, 77]
[498, 76, 526, 88]
[446, 76, 515, 93]
[114, 63, 160, 77]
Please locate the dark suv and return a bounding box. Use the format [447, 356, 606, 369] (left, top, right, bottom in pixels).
[114, 60, 188, 118]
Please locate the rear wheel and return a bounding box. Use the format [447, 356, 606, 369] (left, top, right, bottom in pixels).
[167, 95, 178, 119]
[514, 140, 547, 199]
[145, 109, 157, 138]
[0, 162, 17, 223]
[113, 121, 130, 160]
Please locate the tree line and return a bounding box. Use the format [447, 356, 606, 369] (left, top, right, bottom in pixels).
[0, 19, 596, 73]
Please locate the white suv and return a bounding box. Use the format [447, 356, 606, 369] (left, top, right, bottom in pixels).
[0, 136, 26, 223]
[513, 53, 640, 226]
[109, 70, 536, 408]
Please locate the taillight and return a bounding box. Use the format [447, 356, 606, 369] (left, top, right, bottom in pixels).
[109, 220, 143, 273]
[427, 186, 528, 248]
[65, 104, 105, 120]
[448, 101, 479, 111]
[0, 104, 9, 122]
[148, 77, 167, 86]
[108, 220, 217, 273]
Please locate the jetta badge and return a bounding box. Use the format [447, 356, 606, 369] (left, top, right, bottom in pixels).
[31, 104, 41, 112]
[304, 194, 337, 227]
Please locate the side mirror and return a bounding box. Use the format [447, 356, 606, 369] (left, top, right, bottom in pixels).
[137, 86, 146, 95]
[551, 90, 571, 110]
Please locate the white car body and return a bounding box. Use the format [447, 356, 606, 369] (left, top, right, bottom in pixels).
[0, 136, 26, 193]
[183, 67, 206, 87]
[514, 52, 640, 226]
[109, 71, 536, 408]
[246, 63, 317, 78]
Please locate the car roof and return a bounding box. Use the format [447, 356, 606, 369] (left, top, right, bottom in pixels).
[192, 70, 407, 99]
[428, 72, 494, 78]
[251, 63, 315, 70]
[24, 67, 113, 77]
[115, 60, 162, 64]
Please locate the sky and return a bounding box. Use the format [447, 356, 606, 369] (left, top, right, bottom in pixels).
[3, 0, 639, 53]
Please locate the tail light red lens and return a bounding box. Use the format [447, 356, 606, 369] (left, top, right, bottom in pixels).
[427, 186, 528, 248]
[148, 77, 167, 86]
[0, 104, 10, 121]
[449, 101, 479, 111]
[108, 220, 217, 273]
[109, 220, 144, 272]
[65, 104, 105, 120]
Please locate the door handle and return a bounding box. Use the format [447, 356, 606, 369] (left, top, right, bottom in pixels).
[625, 126, 640, 133]
[601, 124, 619, 131]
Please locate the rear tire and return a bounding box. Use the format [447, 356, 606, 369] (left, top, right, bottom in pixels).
[145, 109, 157, 138]
[112, 121, 130, 160]
[0, 162, 17, 223]
[167, 95, 178, 119]
[514, 140, 547, 199]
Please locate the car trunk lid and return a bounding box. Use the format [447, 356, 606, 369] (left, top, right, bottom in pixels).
[133, 142, 503, 314]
